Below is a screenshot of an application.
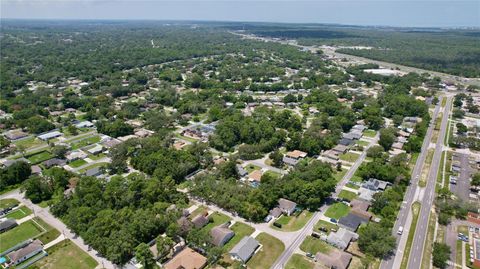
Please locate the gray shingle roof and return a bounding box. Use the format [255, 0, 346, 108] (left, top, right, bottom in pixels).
[229, 236, 259, 262]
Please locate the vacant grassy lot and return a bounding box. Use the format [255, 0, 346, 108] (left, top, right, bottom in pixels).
[224, 222, 255, 251]
[299, 236, 333, 254]
[339, 152, 361, 163]
[0, 198, 19, 208]
[346, 182, 360, 189]
[363, 129, 376, 138]
[78, 162, 108, 173]
[285, 254, 315, 269]
[35, 218, 61, 245]
[69, 159, 88, 168]
[264, 170, 281, 179]
[333, 168, 347, 181]
[70, 136, 100, 150]
[338, 190, 357, 201]
[88, 153, 106, 161]
[324, 202, 350, 220]
[5, 206, 32, 219]
[356, 140, 370, 147]
[0, 220, 43, 252]
[26, 151, 54, 164]
[14, 137, 46, 149]
[32, 240, 98, 269]
[272, 210, 313, 232]
[247, 233, 285, 269]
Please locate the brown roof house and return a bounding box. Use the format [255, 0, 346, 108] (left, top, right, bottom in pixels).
[191, 214, 210, 229]
[315, 248, 352, 269]
[210, 224, 235, 247]
[283, 150, 308, 166]
[163, 247, 207, 269]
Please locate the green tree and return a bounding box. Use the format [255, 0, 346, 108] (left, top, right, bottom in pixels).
[358, 224, 396, 258]
[135, 243, 155, 269]
[456, 123, 467, 134]
[269, 150, 284, 168]
[472, 173, 480, 187]
[379, 128, 396, 151]
[432, 243, 450, 269]
[156, 235, 174, 259]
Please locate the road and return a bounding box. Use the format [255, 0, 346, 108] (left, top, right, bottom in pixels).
[407, 96, 452, 269]
[270, 211, 322, 269]
[0, 189, 115, 269]
[380, 103, 442, 269]
[334, 134, 379, 197]
[271, 130, 380, 268]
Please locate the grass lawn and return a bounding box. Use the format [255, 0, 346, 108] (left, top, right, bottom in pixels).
[224, 222, 255, 251]
[33, 240, 98, 269]
[363, 129, 376, 138]
[245, 164, 261, 173]
[189, 205, 208, 218]
[324, 202, 350, 220]
[339, 152, 361, 163]
[14, 137, 46, 149]
[26, 151, 54, 164]
[88, 153, 106, 160]
[70, 135, 101, 150]
[69, 159, 88, 168]
[333, 168, 347, 182]
[338, 190, 357, 201]
[356, 140, 370, 147]
[285, 254, 315, 269]
[400, 201, 421, 269]
[455, 240, 463, 267]
[346, 182, 360, 189]
[35, 217, 61, 245]
[299, 236, 333, 254]
[314, 220, 338, 234]
[202, 212, 231, 233]
[264, 170, 282, 179]
[272, 211, 313, 232]
[78, 162, 108, 173]
[0, 220, 43, 252]
[175, 133, 198, 143]
[5, 206, 32, 219]
[247, 233, 285, 269]
[0, 198, 20, 208]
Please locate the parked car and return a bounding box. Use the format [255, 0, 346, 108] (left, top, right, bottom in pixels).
[330, 218, 337, 223]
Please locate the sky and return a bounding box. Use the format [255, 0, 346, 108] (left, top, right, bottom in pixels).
[1, 0, 479, 28]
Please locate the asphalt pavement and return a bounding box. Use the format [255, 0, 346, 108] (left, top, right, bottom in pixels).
[380, 103, 442, 269]
[407, 97, 452, 269]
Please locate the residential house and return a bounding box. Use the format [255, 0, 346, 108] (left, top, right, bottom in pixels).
[66, 151, 87, 163]
[1, 158, 30, 168]
[322, 150, 340, 162]
[210, 224, 235, 247]
[31, 165, 42, 175]
[43, 158, 66, 168]
[87, 144, 104, 155]
[4, 130, 28, 141]
[338, 213, 365, 232]
[191, 214, 209, 229]
[85, 167, 103, 177]
[269, 207, 283, 219]
[357, 187, 376, 202]
[75, 121, 94, 128]
[163, 247, 207, 269]
[338, 138, 354, 146]
[278, 198, 297, 216]
[37, 130, 62, 141]
[350, 199, 370, 212]
[326, 227, 359, 250]
[362, 178, 390, 191]
[236, 165, 248, 177]
[102, 138, 121, 149]
[392, 142, 404, 150]
[248, 170, 263, 183]
[315, 248, 352, 269]
[283, 150, 308, 166]
[7, 239, 44, 266]
[229, 236, 260, 263]
[332, 144, 349, 154]
[0, 219, 18, 233]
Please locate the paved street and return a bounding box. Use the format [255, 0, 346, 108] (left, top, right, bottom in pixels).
[407, 97, 452, 269]
[380, 103, 442, 269]
[0, 189, 115, 269]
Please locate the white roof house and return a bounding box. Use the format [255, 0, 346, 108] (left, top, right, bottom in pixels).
[37, 131, 62, 141]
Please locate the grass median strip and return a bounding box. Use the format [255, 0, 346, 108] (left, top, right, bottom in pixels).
[400, 201, 421, 269]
